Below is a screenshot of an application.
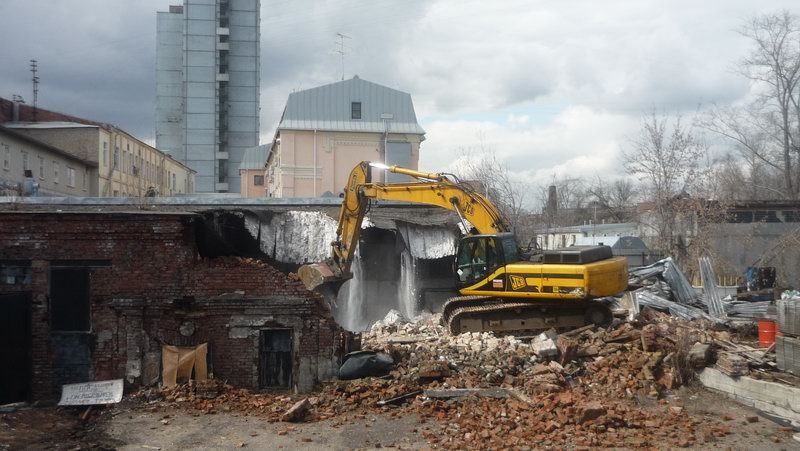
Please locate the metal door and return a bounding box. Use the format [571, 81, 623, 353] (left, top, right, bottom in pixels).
[259, 329, 292, 389]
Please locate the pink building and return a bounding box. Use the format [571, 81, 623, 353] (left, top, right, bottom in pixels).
[239, 144, 267, 198]
[265, 76, 425, 197]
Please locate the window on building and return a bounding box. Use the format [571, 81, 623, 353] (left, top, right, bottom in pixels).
[113, 190, 119, 197]
[22, 151, 29, 170]
[38, 156, 44, 180]
[254, 175, 264, 186]
[113, 148, 119, 168]
[2, 144, 9, 170]
[83, 168, 87, 190]
[351, 101, 362, 120]
[50, 268, 91, 331]
[1, 260, 32, 285]
[103, 143, 108, 167]
[172, 173, 176, 190]
[67, 167, 76, 187]
[53, 161, 59, 183]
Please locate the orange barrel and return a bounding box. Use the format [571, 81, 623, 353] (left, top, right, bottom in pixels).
[758, 319, 777, 347]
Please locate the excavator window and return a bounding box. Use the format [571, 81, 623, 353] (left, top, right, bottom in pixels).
[455, 236, 502, 286]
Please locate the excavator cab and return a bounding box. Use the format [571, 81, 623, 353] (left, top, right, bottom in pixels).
[455, 233, 520, 288]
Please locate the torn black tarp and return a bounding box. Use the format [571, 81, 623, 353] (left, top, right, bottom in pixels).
[338, 351, 395, 380]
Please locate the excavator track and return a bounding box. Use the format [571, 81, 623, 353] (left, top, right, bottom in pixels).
[441, 295, 611, 335]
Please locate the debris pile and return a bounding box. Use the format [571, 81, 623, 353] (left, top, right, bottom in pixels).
[131, 255, 795, 449]
[627, 257, 773, 321]
[418, 391, 727, 449]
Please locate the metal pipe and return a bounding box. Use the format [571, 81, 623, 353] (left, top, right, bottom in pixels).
[387, 165, 445, 181]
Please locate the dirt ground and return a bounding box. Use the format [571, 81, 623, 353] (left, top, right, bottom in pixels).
[2, 385, 800, 450]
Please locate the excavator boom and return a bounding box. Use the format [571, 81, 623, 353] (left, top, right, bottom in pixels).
[298, 161, 509, 290]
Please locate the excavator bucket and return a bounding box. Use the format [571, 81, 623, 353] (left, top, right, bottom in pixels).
[297, 262, 349, 292]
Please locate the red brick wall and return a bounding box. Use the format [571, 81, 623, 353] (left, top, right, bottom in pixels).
[0, 212, 343, 400]
[0, 97, 104, 126]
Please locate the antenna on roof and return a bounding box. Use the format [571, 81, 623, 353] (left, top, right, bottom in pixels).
[335, 32, 351, 81]
[30, 59, 39, 122]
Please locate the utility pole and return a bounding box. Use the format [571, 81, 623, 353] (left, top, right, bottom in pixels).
[335, 32, 350, 80]
[30, 59, 39, 122]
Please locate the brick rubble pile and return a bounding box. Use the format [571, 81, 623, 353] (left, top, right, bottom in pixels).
[135, 309, 761, 448]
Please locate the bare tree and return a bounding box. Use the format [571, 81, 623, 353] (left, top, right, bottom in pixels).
[703, 11, 800, 199]
[623, 111, 711, 263]
[585, 177, 638, 223]
[453, 143, 530, 234]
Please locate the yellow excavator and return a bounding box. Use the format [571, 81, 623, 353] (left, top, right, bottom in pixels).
[298, 161, 629, 335]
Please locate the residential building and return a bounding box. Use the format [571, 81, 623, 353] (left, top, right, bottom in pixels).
[534, 222, 640, 250]
[266, 76, 425, 198]
[156, 0, 261, 193]
[0, 125, 98, 196]
[0, 97, 195, 197]
[5, 122, 195, 197]
[239, 144, 266, 197]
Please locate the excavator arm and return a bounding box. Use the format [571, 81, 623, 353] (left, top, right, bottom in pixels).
[298, 161, 510, 291]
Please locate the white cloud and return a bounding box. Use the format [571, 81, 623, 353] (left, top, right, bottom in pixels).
[420, 106, 636, 184]
[1, 0, 798, 170]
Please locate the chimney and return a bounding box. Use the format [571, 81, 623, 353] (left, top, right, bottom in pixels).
[12, 99, 20, 122]
[547, 185, 557, 216]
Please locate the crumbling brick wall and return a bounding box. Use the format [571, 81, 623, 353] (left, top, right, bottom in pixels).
[0, 212, 347, 401]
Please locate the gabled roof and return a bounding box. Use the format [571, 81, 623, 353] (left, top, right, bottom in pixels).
[277, 76, 425, 135]
[239, 144, 267, 170]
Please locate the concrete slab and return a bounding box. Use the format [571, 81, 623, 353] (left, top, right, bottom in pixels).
[698, 367, 800, 425]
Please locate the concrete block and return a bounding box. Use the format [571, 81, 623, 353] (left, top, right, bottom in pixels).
[778, 299, 800, 336]
[777, 335, 800, 374]
[532, 335, 557, 358]
[698, 367, 800, 424]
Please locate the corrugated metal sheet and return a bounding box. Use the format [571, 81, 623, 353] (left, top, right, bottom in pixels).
[239, 144, 268, 170]
[278, 76, 425, 135]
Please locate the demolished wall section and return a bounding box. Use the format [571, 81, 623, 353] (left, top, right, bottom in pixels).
[0, 212, 346, 400]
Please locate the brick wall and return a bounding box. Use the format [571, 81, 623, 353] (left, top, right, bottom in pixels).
[0, 211, 347, 401]
[0, 97, 104, 126]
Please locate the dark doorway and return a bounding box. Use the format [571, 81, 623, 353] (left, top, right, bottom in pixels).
[49, 268, 92, 387]
[259, 329, 292, 389]
[50, 268, 90, 332]
[0, 293, 31, 404]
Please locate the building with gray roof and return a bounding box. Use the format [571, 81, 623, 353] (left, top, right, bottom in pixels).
[266, 76, 425, 198]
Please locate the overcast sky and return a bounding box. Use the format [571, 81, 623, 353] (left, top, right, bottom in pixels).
[1, 0, 797, 185]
